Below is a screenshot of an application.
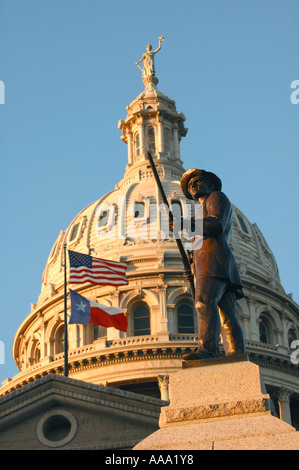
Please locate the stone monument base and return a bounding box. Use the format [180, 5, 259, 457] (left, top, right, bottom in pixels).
[134, 356, 299, 450]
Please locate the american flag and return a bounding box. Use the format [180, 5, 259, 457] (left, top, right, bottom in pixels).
[68, 250, 129, 286]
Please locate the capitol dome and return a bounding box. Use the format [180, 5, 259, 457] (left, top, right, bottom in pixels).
[1, 73, 298, 430]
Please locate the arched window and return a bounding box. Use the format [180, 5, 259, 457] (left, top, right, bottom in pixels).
[259, 322, 267, 343]
[259, 317, 272, 344]
[55, 325, 65, 354]
[98, 209, 109, 228]
[34, 344, 41, 363]
[237, 215, 249, 234]
[135, 133, 140, 156]
[69, 223, 80, 242]
[147, 127, 156, 155]
[93, 324, 107, 340]
[31, 342, 41, 364]
[177, 303, 195, 334]
[134, 201, 145, 218]
[133, 304, 150, 336]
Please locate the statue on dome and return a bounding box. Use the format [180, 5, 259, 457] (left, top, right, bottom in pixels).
[178, 169, 246, 361]
[136, 36, 165, 79]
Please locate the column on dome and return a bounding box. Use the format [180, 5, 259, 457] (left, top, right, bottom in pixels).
[40, 320, 46, 361]
[247, 296, 260, 341]
[127, 116, 146, 160]
[281, 313, 288, 347]
[139, 117, 145, 156]
[158, 375, 170, 401]
[278, 387, 293, 425]
[280, 311, 294, 348]
[157, 284, 169, 341]
[156, 113, 163, 158]
[127, 131, 133, 165]
[78, 324, 85, 346]
[163, 127, 171, 158]
[68, 323, 78, 350]
[173, 124, 180, 160]
[107, 291, 124, 341]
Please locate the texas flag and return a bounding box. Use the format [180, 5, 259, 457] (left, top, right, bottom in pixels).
[69, 289, 127, 332]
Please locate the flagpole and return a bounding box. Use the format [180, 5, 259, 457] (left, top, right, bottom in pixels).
[63, 242, 68, 377]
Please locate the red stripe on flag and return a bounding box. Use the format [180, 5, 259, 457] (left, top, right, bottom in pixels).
[69, 271, 128, 285]
[69, 255, 128, 286]
[90, 306, 128, 332]
[93, 258, 127, 270]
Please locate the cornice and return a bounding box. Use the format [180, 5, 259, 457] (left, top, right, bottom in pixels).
[248, 351, 299, 379]
[243, 279, 299, 317]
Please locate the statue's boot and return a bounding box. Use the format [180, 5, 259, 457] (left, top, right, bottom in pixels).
[182, 342, 219, 361]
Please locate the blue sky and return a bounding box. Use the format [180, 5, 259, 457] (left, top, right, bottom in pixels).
[0, 0, 298, 384]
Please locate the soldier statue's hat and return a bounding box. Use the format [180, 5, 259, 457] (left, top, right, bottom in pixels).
[180, 169, 222, 199]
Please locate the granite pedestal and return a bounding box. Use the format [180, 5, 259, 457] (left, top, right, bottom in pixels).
[134, 356, 299, 450]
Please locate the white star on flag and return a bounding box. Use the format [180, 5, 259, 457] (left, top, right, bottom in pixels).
[69, 289, 127, 332]
[76, 301, 88, 312]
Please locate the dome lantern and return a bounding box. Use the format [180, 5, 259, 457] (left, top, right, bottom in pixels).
[118, 38, 188, 185]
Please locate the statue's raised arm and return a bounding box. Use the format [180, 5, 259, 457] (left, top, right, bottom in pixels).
[153, 36, 165, 54]
[136, 36, 165, 79]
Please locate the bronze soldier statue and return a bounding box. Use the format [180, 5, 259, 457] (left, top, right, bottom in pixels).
[179, 169, 246, 360]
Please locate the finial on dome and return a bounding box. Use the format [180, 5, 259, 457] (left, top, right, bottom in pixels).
[135, 36, 165, 88]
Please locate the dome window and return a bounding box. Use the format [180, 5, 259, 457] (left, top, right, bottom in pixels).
[147, 127, 156, 155]
[98, 210, 109, 228]
[259, 322, 267, 343]
[259, 317, 272, 344]
[30, 341, 41, 365]
[69, 223, 80, 242]
[237, 214, 250, 235]
[34, 344, 41, 363]
[133, 304, 150, 336]
[96, 204, 116, 234]
[134, 201, 145, 218]
[93, 324, 107, 340]
[177, 303, 196, 334]
[55, 325, 65, 354]
[135, 133, 140, 156]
